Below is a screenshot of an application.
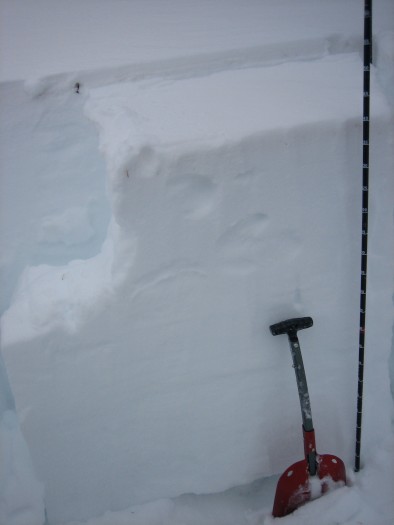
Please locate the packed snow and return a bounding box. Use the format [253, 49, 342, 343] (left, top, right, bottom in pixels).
[0, 1, 393, 525]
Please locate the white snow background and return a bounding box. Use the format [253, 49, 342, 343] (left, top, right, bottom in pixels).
[0, 1, 394, 524]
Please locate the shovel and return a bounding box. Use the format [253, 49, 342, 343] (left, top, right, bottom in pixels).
[269, 317, 346, 517]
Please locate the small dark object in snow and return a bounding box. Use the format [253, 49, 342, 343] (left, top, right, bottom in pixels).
[74, 82, 80, 94]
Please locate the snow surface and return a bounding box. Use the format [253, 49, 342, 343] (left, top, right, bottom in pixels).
[0, 1, 394, 525]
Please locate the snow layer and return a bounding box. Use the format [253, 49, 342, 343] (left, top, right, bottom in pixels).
[1, 1, 394, 525]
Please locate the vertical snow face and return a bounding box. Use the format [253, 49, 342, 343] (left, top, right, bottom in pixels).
[0, 354, 45, 525]
[1, 53, 393, 524]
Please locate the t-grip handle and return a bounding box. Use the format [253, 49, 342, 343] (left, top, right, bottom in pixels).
[270, 317, 313, 338]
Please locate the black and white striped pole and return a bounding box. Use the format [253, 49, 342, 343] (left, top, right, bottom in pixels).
[355, 0, 372, 473]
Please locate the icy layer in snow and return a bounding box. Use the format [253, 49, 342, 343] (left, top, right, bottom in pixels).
[2, 47, 393, 524]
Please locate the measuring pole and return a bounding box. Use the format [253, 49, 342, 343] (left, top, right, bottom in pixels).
[355, 0, 372, 473]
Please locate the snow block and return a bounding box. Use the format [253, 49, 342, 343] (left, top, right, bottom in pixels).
[1, 54, 393, 523]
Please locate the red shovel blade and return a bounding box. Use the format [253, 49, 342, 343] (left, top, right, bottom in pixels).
[272, 454, 346, 518]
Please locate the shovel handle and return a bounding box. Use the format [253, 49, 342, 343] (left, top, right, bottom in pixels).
[270, 317, 313, 338]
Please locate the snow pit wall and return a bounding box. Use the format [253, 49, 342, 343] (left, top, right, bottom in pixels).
[1, 56, 393, 524]
[0, 351, 45, 525]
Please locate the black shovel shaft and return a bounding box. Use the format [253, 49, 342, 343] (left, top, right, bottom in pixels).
[270, 317, 316, 474]
[288, 335, 314, 432]
[270, 317, 314, 431]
